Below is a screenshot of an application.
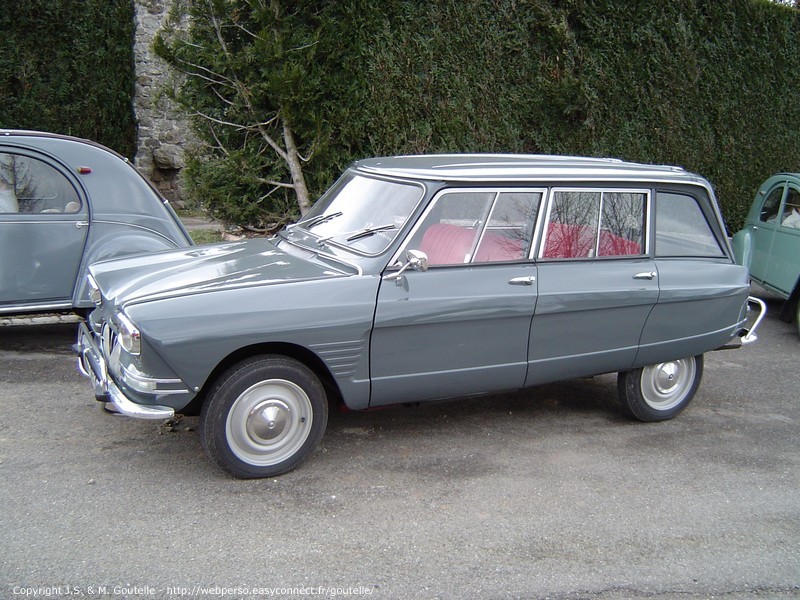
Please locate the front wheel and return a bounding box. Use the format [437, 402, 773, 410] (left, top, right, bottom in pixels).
[200, 355, 328, 478]
[617, 355, 703, 422]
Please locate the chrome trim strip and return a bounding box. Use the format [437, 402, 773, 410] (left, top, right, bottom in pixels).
[0, 301, 72, 315]
[119, 362, 187, 395]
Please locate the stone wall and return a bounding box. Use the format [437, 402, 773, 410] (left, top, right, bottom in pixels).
[132, 0, 190, 205]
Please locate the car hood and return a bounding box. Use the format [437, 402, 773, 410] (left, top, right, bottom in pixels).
[89, 238, 353, 307]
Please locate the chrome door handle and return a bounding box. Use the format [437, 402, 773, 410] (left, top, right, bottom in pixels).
[633, 271, 657, 280]
[76, 221, 89, 229]
[509, 275, 536, 286]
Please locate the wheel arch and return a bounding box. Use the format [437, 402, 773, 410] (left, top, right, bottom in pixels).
[182, 341, 343, 416]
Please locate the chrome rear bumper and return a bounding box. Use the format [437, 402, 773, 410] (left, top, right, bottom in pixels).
[75, 322, 175, 420]
[740, 296, 767, 345]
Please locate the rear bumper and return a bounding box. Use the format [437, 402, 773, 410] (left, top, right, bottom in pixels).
[75, 322, 175, 420]
[718, 296, 767, 350]
[740, 296, 767, 345]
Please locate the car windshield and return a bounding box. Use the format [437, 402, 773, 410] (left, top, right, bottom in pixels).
[297, 172, 424, 255]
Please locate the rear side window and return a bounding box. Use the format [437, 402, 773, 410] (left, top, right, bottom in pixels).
[655, 192, 724, 257]
[541, 189, 646, 259]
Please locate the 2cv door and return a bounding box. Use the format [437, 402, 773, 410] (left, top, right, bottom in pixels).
[0, 148, 88, 311]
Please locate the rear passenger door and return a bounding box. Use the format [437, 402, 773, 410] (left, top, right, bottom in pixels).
[370, 188, 542, 407]
[637, 190, 749, 365]
[526, 188, 657, 385]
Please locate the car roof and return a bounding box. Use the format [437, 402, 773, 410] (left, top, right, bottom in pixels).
[0, 128, 125, 159]
[353, 154, 710, 187]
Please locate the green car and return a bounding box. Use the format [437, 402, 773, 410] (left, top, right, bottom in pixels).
[732, 173, 800, 335]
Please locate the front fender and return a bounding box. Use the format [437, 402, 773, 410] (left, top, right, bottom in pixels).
[124, 275, 380, 410]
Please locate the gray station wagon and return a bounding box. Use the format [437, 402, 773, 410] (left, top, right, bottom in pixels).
[0, 130, 192, 315]
[76, 155, 763, 478]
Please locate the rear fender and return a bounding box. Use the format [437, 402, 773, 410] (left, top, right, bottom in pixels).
[731, 228, 752, 269]
[71, 233, 180, 308]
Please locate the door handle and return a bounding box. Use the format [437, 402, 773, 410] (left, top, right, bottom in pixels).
[633, 271, 657, 280]
[76, 221, 89, 229]
[508, 275, 536, 286]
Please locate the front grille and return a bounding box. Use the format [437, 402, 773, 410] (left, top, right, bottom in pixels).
[101, 323, 118, 360]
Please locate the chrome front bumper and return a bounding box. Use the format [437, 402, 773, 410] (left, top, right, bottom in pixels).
[75, 322, 175, 420]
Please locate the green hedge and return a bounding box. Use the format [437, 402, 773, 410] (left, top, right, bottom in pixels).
[1, 0, 797, 230]
[162, 0, 800, 232]
[352, 0, 800, 231]
[0, 0, 136, 158]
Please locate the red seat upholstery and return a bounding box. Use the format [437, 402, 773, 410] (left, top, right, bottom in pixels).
[419, 223, 477, 265]
[474, 231, 524, 262]
[543, 223, 640, 258]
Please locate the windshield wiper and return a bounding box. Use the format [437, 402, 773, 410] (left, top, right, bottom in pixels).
[316, 224, 397, 246]
[346, 224, 396, 241]
[302, 211, 342, 229]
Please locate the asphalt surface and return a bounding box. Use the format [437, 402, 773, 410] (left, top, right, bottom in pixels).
[0, 292, 798, 600]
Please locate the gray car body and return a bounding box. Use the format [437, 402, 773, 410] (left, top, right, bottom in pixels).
[82, 155, 750, 415]
[0, 130, 193, 314]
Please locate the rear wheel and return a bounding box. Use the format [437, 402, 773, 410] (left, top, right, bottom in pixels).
[200, 355, 328, 478]
[795, 299, 800, 338]
[617, 355, 703, 422]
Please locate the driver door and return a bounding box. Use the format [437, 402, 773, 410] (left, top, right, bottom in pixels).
[370, 189, 543, 406]
[0, 150, 88, 311]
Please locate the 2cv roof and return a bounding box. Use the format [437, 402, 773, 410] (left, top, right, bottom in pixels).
[353, 154, 711, 188]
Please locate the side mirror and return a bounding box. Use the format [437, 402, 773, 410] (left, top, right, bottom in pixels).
[405, 249, 429, 272]
[383, 249, 429, 281]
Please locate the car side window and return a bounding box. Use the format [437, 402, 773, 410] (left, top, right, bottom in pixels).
[0, 152, 81, 214]
[655, 192, 724, 257]
[780, 186, 800, 229]
[759, 186, 784, 223]
[413, 190, 540, 266]
[541, 190, 645, 259]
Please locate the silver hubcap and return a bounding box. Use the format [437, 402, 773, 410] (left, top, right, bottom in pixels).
[226, 379, 313, 466]
[639, 358, 696, 411]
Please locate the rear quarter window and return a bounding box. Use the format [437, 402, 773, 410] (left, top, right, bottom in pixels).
[655, 192, 724, 257]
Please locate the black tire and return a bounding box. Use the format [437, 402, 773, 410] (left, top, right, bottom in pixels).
[795, 300, 800, 338]
[199, 355, 328, 478]
[617, 355, 703, 422]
